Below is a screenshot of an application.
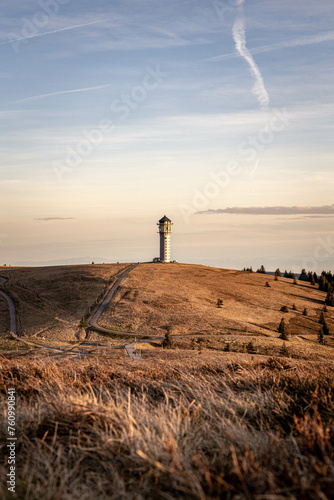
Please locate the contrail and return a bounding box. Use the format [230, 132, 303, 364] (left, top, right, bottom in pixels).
[10, 84, 112, 104]
[0, 19, 110, 47]
[209, 30, 334, 62]
[232, 1, 269, 110]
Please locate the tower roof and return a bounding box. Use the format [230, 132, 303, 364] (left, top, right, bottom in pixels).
[158, 215, 171, 223]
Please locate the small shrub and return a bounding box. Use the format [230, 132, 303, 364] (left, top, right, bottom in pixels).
[246, 341, 256, 354]
[280, 342, 290, 357]
[280, 305, 289, 313]
[293, 277, 298, 285]
[278, 318, 289, 340]
[265, 281, 271, 287]
[302, 307, 308, 316]
[292, 304, 297, 311]
[162, 327, 174, 349]
[217, 298, 223, 308]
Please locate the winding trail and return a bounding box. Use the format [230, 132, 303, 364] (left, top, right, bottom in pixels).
[0, 266, 147, 360]
[86, 264, 272, 361]
[0, 278, 16, 333]
[89, 264, 141, 334]
[0, 276, 89, 358]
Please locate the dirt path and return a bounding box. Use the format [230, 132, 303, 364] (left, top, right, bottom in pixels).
[0, 277, 17, 332]
[86, 265, 279, 361]
[0, 276, 90, 359]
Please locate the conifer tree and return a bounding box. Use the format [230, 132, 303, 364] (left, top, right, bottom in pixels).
[318, 326, 326, 345]
[323, 319, 330, 336]
[278, 318, 289, 340]
[299, 269, 308, 281]
[325, 291, 334, 307]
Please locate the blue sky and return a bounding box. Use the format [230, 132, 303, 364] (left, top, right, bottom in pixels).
[1, 0, 334, 271]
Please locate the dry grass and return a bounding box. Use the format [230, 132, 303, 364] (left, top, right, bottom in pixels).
[101, 264, 332, 338]
[1, 263, 334, 498]
[1, 354, 333, 499]
[0, 264, 126, 341]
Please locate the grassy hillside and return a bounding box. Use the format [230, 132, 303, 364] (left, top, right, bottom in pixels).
[100, 263, 333, 339]
[1, 262, 334, 498]
[0, 263, 126, 340]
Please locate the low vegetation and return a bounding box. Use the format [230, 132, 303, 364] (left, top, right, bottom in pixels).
[1, 263, 334, 498]
[0, 355, 333, 500]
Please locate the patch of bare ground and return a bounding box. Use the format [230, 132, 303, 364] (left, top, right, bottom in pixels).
[0, 354, 333, 499]
[0, 264, 126, 341]
[101, 263, 333, 338]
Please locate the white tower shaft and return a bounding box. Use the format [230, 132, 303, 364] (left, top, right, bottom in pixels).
[157, 216, 172, 263]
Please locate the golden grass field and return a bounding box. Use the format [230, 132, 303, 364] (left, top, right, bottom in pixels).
[102, 263, 334, 342]
[0, 262, 333, 499]
[0, 354, 333, 500]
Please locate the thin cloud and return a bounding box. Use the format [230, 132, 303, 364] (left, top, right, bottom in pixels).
[197, 206, 334, 216]
[209, 30, 334, 62]
[34, 217, 75, 221]
[232, 2, 269, 110]
[0, 19, 111, 47]
[11, 84, 112, 104]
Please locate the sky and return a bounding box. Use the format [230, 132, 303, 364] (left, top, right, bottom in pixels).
[1, 0, 334, 272]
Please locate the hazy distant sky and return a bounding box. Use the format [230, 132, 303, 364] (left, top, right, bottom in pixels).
[1, 0, 334, 271]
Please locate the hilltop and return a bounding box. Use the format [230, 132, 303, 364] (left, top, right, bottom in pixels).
[1, 261, 333, 360]
[1, 262, 333, 347]
[1, 262, 334, 499]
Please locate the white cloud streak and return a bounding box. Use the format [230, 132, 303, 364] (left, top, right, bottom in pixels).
[232, 2, 269, 110]
[197, 205, 334, 216]
[210, 30, 334, 62]
[34, 217, 75, 221]
[0, 19, 110, 46]
[10, 84, 112, 104]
